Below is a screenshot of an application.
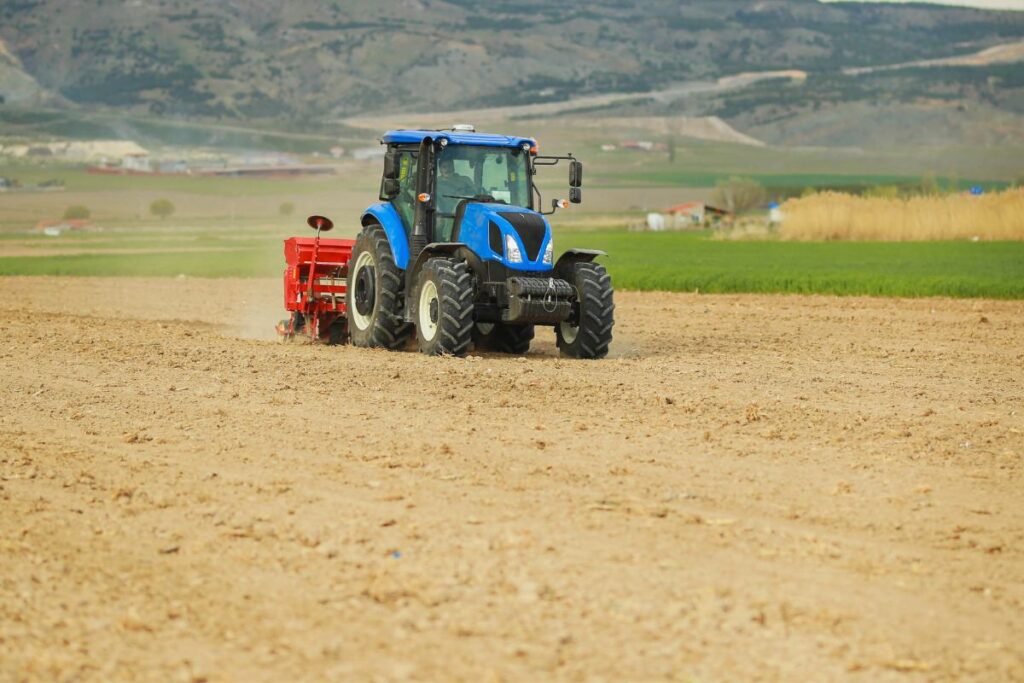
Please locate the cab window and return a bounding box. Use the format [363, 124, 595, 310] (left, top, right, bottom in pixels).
[385, 147, 418, 234]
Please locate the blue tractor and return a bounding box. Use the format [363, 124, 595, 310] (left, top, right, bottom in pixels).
[346, 125, 614, 358]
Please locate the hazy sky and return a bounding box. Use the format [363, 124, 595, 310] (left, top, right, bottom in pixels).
[822, 0, 1023, 8]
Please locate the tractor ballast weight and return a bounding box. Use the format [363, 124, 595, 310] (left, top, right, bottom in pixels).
[278, 127, 614, 358]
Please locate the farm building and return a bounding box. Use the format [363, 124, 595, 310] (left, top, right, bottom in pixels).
[661, 201, 731, 228]
[122, 153, 152, 173]
[157, 159, 188, 174]
[664, 201, 707, 226]
[35, 219, 91, 235]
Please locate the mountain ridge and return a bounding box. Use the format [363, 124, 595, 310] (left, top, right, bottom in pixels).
[1, 0, 1022, 149]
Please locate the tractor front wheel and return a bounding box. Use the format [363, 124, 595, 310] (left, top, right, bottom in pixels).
[415, 258, 474, 356]
[346, 224, 411, 349]
[556, 262, 614, 359]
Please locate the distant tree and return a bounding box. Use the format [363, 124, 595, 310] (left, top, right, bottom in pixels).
[279, 201, 295, 216]
[150, 199, 175, 220]
[919, 172, 941, 196]
[865, 185, 900, 199]
[711, 177, 768, 215]
[63, 205, 91, 220]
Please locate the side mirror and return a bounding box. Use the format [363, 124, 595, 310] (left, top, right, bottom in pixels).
[569, 187, 582, 204]
[569, 160, 583, 188]
[383, 148, 400, 179]
[307, 215, 334, 232]
[381, 177, 400, 198]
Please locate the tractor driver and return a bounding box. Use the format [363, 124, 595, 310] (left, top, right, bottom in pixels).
[436, 158, 480, 240]
[438, 158, 478, 201]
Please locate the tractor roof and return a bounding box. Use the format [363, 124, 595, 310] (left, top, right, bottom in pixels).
[382, 130, 536, 149]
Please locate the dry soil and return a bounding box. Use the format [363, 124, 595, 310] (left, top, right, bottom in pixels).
[1, 277, 1022, 682]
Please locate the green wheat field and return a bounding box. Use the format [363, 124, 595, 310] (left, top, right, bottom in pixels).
[1, 227, 1021, 299]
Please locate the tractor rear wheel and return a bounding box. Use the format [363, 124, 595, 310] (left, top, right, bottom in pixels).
[346, 224, 411, 349]
[474, 322, 534, 354]
[415, 258, 474, 356]
[556, 262, 614, 359]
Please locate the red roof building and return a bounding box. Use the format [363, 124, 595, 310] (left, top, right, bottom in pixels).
[36, 219, 91, 231]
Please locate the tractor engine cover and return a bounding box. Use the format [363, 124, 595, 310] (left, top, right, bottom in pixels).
[505, 276, 574, 324]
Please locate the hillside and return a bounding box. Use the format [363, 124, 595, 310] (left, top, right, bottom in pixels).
[1, 0, 1022, 120]
[0, 37, 59, 107]
[1, 1, 1023, 153]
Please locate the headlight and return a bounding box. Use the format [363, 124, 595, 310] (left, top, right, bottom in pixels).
[504, 234, 522, 263]
[543, 240, 553, 265]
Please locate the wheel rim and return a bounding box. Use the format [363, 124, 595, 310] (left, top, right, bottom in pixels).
[418, 280, 439, 342]
[476, 322, 495, 335]
[354, 262, 376, 317]
[349, 251, 375, 331]
[559, 320, 579, 345]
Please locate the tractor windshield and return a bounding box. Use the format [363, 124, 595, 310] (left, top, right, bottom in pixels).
[435, 145, 531, 241]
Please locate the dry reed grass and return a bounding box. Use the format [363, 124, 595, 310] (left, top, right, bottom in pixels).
[779, 189, 1024, 241]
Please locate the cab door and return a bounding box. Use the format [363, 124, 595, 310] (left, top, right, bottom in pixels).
[383, 146, 419, 235]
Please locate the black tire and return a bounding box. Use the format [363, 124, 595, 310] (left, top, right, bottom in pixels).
[346, 223, 412, 349]
[415, 258, 474, 356]
[556, 262, 614, 359]
[473, 322, 534, 354]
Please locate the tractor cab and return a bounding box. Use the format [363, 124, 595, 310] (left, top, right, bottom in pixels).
[374, 126, 582, 270]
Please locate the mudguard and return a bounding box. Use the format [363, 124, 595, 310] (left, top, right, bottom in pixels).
[554, 248, 606, 279]
[408, 242, 467, 280]
[361, 203, 410, 269]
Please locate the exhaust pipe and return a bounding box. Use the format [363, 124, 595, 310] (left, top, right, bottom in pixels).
[410, 137, 434, 263]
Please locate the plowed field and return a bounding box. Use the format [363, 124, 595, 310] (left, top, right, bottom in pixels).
[1, 277, 1022, 682]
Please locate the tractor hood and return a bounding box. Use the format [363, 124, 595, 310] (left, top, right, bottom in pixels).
[457, 203, 553, 272]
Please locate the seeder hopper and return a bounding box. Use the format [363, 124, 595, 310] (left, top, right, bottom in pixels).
[276, 215, 354, 344]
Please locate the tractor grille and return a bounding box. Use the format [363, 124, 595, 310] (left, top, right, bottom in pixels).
[498, 211, 546, 261]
